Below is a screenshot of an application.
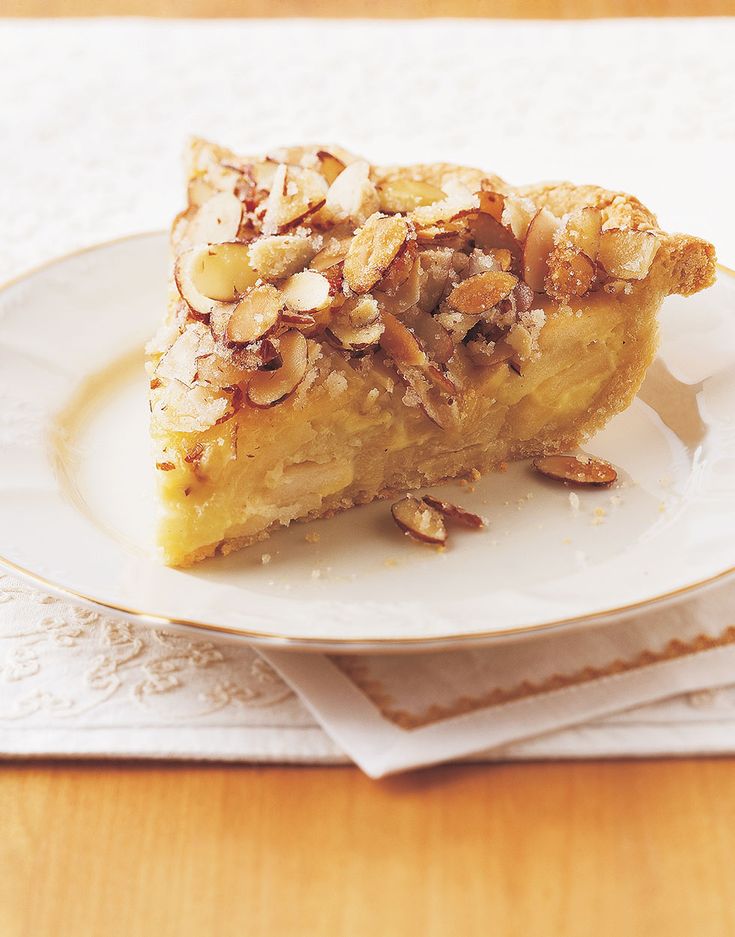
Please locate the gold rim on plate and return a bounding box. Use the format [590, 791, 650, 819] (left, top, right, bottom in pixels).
[0, 233, 733, 650]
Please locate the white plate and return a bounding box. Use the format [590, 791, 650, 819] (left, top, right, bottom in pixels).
[1, 233, 734, 651]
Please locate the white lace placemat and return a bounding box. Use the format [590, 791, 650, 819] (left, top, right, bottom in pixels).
[1, 17, 734, 768]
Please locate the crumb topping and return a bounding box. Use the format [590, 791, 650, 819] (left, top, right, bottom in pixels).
[152, 142, 665, 433]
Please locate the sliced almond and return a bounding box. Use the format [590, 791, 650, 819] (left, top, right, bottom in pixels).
[248, 235, 317, 281]
[226, 285, 282, 344]
[533, 454, 618, 487]
[186, 191, 243, 244]
[379, 312, 427, 367]
[343, 214, 409, 294]
[261, 164, 328, 235]
[447, 271, 518, 314]
[410, 185, 479, 228]
[281, 270, 332, 312]
[325, 160, 379, 225]
[250, 159, 280, 191]
[343, 294, 380, 328]
[501, 195, 538, 241]
[415, 223, 465, 245]
[310, 235, 352, 273]
[564, 206, 603, 259]
[417, 248, 455, 312]
[246, 330, 308, 409]
[378, 178, 446, 214]
[281, 309, 316, 327]
[597, 229, 660, 281]
[175, 243, 258, 316]
[523, 208, 562, 293]
[327, 318, 385, 351]
[391, 496, 447, 546]
[477, 188, 505, 222]
[187, 174, 216, 208]
[400, 367, 458, 430]
[422, 495, 485, 529]
[468, 213, 522, 265]
[466, 247, 512, 277]
[325, 295, 381, 350]
[378, 241, 418, 295]
[316, 150, 347, 185]
[545, 248, 597, 299]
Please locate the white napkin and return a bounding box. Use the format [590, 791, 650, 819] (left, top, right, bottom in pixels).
[263, 585, 735, 776]
[1, 18, 735, 772]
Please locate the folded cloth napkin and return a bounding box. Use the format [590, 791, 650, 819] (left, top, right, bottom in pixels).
[2, 17, 735, 772]
[263, 585, 735, 775]
[2, 568, 735, 774]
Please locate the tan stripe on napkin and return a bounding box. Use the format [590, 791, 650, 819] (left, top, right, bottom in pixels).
[330, 626, 735, 729]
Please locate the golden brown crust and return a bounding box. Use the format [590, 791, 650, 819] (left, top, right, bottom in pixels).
[516, 179, 716, 297]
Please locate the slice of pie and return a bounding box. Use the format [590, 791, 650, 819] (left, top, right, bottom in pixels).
[147, 137, 716, 566]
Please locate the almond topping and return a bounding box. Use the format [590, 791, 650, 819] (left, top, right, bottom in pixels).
[175, 243, 258, 316]
[325, 160, 379, 225]
[467, 213, 522, 264]
[477, 188, 505, 222]
[378, 178, 446, 214]
[422, 495, 485, 528]
[344, 214, 409, 294]
[281, 310, 316, 327]
[343, 294, 381, 327]
[246, 330, 308, 409]
[316, 150, 347, 185]
[545, 248, 597, 299]
[501, 195, 537, 241]
[533, 454, 618, 487]
[447, 271, 518, 314]
[310, 236, 352, 273]
[261, 164, 328, 235]
[597, 229, 660, 281]
[564, 206, 603, 260]
[378, 241, 418, 295]
[186, 191, 243, 244]
[415, 223, 465, 245]
[327, 318, 385, 351]
[379, 312, 427, 367]
[523, 208, 562, 293]
[391, 496, 447, 545]
[226, 285, 282, 344]
[281, 270, 332, 312]
[248, 235, 317, 281]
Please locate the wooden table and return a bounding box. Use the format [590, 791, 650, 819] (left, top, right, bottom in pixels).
[5, 0, 735, 16]
[5, 2, 735, 933]
[4, 758, 735, 935]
